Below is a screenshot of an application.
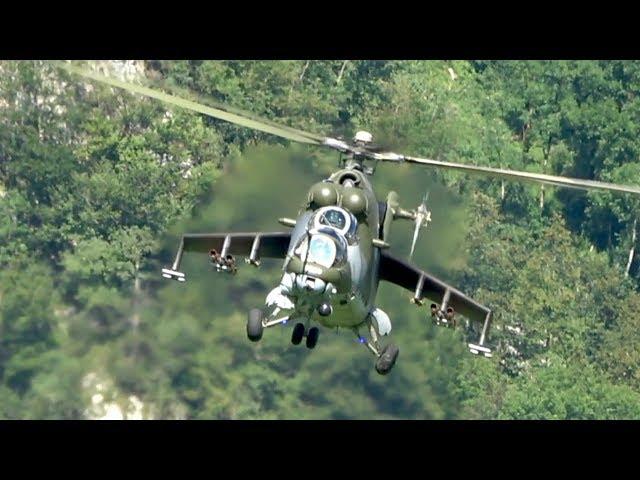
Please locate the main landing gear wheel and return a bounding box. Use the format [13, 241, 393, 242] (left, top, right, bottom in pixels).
[291, 323, 305, 345]
[247, 309, 264, 342]
[375, 344, 399, 375]
[306, 327, 319, 349]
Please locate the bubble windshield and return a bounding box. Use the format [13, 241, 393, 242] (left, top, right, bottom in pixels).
[308, 235, 336, 267]
[295, 234, 337, 268]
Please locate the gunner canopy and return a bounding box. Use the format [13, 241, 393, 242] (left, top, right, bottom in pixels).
[294, 226, 349, 269]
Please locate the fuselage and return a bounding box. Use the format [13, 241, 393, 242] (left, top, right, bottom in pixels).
[281, 166, 383, 329]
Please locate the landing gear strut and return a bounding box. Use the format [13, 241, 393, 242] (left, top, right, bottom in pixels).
[353, 323, 400, 375]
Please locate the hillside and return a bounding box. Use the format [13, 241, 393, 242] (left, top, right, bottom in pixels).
[1, 60, 640, 419]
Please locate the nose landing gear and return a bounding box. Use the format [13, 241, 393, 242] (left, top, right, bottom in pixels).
[291, 323, 305, 345]
[291, 322, 320, 349]
[306, 327, 319, 349]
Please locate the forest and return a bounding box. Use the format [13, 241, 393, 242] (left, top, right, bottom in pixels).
[1, 60, 640, 419]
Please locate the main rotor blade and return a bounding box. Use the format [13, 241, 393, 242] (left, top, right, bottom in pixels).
[399, 155, 640, 196]
[54, 61, 640, 197]
[54, 62, 325, 146]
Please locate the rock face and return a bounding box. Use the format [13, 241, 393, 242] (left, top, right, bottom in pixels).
[90, 60, 146, 83]
[82, 371, 150, 420]
[81, 371, 188, 420]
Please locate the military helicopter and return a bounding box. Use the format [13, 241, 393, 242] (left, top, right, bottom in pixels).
[59, 63, 640, 375]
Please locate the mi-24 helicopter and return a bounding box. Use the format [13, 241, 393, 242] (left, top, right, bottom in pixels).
[61, 63, 640, 375]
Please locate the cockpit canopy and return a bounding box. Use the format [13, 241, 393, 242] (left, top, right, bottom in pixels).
[320, 209, 346, 229]
[294, 227, 348, 268]
[309, 206, 358, 245]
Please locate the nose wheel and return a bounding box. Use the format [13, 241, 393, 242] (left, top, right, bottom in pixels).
[306, 327, 319, 349]
[291, 323, 305, 345]
[291, 323, 320, 349]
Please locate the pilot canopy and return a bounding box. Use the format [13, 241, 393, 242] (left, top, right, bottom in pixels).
[310, 206, 358, 245]
[291, 207, 356, 269]
[294, 227, 348, 268]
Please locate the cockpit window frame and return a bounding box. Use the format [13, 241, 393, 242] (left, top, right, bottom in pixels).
[309, 206, 359, 245]
[319, 209, 347, 230]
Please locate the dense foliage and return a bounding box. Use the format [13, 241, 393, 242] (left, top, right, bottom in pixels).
[1, 60, 640, 419]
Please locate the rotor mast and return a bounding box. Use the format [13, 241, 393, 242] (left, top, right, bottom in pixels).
[341, 131, 379, 174]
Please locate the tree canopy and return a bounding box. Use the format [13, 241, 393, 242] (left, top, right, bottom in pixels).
[1, 60, 640, 419]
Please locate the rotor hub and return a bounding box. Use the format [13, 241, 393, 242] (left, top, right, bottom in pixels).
[354, 131, 373, 145]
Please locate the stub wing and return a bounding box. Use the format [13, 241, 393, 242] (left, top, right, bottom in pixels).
[162, 232, 291, 281]
[378, 251, 493, 356]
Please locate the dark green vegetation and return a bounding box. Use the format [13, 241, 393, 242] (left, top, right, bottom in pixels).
[2, 60, 640, 419]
